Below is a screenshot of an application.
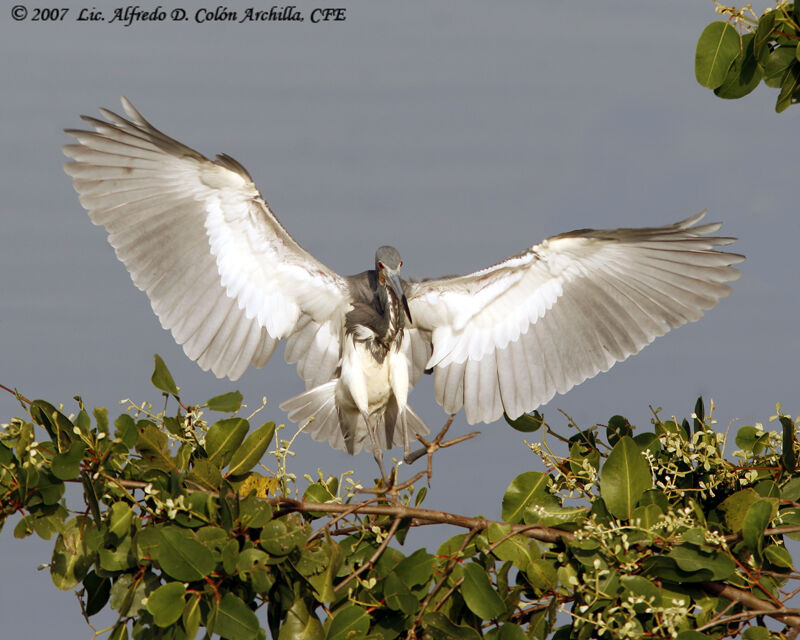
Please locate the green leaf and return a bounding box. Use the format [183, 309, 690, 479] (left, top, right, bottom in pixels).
[742, 499, 772, 556]
[421, 612, 482, 640]
[157, 526, 216, 581]
[213, 592, 261, 640]
[135, 422, 172, 469]
[676, 632, 714, 640]
[237, 548, 273, 592]
[151, 354, 179, 395]
[782, 477, 800, 500]
[488, 523, 539, 572]
[109, 623, 129, 640]
[99, 536, 135, 572]
[497, 623, 529, 640]
[108, 502, 133, 541]
[29, 399, 75, 447]
[668, 546, 735, 581]
[260, 516, 308, 556]
[620, 576, 660, 612]
[83, 571, 112, 617]
[146, 582, 186, 627]
[720, 488, 760, 532]
[51, 441, 86, 480]
[715, 33, 762, 99]
[776, 63, 800, 113]
[305, 538, 343, 603]
[206, 418, 250, 468]
[278, 596, 324, 640]
[51, 518, 93, 590]
[695, 21, 741, 89]
[764, 543, 793, 569]
[600, 436, 652, 520]
[764, 46, 797, 85]
[326, 604, 370, 640]
[208, 390, 244, 412]
[781, 415, 797, 469]
[115, 413, 138, 448]
[394, 548, 435, 586]
[461, 561, 506, 619]
[743, 627, 772, 640]
[631, 503, 663, 529]
[607, 415, 632, 447]
[753, 9, 776, 62]
[227, 421, 275, 476]
[503, 410, 543, 433]
[501, 471, 550, 523]
[526, 558, 558, 594]
[182, 593, 202, 640]
[384, 572, 418, 614]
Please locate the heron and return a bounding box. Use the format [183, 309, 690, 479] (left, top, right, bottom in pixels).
[63, 98, 744, 477]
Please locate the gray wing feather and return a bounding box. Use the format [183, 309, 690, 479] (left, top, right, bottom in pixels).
[64, 98, 350, 383]
[407, 212, 744, 424]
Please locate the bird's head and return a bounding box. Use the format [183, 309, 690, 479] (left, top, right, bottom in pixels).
[375, 246, 412, 322]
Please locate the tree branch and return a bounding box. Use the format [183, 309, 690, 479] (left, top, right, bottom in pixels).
[700, 581, 800, 630]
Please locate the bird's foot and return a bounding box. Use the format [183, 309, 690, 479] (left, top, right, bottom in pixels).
[404, 414, 480, 482]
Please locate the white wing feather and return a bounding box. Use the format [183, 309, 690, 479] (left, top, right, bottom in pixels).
[407, 212, 744, 424]
[63, 98, 350, 382]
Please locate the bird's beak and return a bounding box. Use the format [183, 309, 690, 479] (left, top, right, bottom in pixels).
[388, 272, 413, 323]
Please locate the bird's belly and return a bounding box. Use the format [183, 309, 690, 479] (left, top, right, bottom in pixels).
[338, 337, 398, 415]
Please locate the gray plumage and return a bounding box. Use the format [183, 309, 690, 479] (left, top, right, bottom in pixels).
[62, 98, 745, 468]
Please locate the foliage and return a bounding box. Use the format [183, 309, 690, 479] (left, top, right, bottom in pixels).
[3, 358, 800, 639]
[696, 2, 800, 112]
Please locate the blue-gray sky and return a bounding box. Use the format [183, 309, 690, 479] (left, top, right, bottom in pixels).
[1, 2, 795, 637]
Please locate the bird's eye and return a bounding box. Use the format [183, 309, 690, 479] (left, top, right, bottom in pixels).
[399, 261, 403, 268]
[378, 262, 384, 270]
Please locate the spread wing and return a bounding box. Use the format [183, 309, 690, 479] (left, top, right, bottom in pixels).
[63, 98, 348, 383]
[405, 212, 744, 424]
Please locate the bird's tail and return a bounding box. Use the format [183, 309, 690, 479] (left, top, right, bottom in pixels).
[280, 382, 429, 456]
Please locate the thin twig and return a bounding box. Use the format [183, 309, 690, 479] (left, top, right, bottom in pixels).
[335, 516, 403, 592]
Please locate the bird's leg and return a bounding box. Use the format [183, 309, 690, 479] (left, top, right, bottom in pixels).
[362, 410, 389, 483]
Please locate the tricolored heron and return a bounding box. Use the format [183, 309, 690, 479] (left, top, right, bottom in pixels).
[63, 99, 744, 476]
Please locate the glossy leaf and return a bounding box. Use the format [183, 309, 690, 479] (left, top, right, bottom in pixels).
[600, 436, 651, 520]
[776, 63, 800, 113]
[422, 612, 482, 640]
[742, 499, 772, 555]
[207, 390, 244, 412]
[695, 21, 741, 89]
[501, 471, 550, 523]
[753, 9, 776, 62]
[781, 415, 798, 470]
[213, 592, 261, 640]
[278, 596, 324, 640]
[157, 527, 215, 581]
[227, 421, 275, 476]
[326, 604, 370, 640]
[151, 354, 179, 395]
[503, 410, 543, 433]
[384, 572, 418, 614]
[461, 561, 506, 619]
[668, 546, 735, 580]
[394, 548, 435, 586]
[83, 571, 112, 617]
[146, 581, 186, 627]
[51, 518, 93, 590]
[206, 417, 249, 468]
[51, 441, 86, 480]
[715, 34, 762, 99]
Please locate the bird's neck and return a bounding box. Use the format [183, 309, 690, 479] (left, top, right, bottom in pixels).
[376, 284, 404, 348]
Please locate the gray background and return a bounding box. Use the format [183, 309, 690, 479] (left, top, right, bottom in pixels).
[1, 1, 795, 637]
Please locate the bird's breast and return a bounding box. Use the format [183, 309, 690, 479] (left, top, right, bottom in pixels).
[339, 332, 409, 414]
